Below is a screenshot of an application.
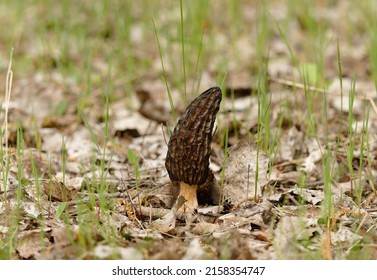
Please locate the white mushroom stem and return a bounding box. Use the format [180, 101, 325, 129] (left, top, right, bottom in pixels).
[177, 182, 198, 212]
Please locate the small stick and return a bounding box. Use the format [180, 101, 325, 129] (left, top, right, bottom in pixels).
[269, 77, 377, 116]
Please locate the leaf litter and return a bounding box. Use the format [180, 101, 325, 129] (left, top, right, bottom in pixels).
[1, 1, 377, 260]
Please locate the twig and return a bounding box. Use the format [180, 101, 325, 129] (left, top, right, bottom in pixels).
[269, 76, 377, 116]
[139, 206, 170, 219]
[161, 123, 168, 146]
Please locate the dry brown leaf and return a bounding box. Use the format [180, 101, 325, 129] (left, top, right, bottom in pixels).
[145, 181, 177, 209]
[66, 133, 97, 161]
[0, 171, 18, 199]
[51, 225, 72, 248]
[269, 168, 301, 184]
[223, 137, 269, 204]
[191, 222, 219, 235]
[151, 210, 176, 233]
[197, 205, 223, 216]
[279, 126, 305, 161]
[16, 230, 51, 259]
[330, 227, 362, 246]
[274, 216, 321, 258]
[211, 230, 255, 259]
[226, 71, 255, 94]
[23, 202, 41, 219]
[136, 90, 171, 124]
[329, 78, 375, 114]
[217, 213, 252, 232]
[292, 188, 323, 205]
[251, 230, 271, 243]
[42, 178, 78, 202]
[332, 181, 353, 195]
[42, 114, 77, 130]
[39, 128, 65, 153]
[10, 78, 66, 119]
[113, 108, 157, 139]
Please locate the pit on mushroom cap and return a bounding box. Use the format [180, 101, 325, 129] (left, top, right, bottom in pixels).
[165, 86, 222, 212]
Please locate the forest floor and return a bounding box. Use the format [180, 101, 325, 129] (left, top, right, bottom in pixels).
[0, 0, 377, 259]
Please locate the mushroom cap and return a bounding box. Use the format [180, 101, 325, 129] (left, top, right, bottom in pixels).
[165, 87, 222, 186]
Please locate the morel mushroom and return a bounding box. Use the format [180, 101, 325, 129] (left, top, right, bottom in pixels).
[165, 87, 222, 212]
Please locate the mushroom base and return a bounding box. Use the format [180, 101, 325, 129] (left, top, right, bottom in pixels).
[177, 182, 198, 212]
